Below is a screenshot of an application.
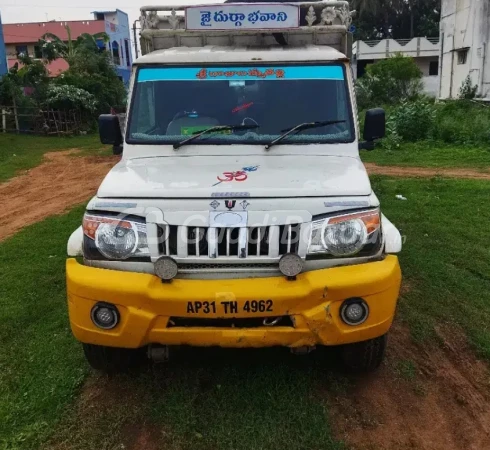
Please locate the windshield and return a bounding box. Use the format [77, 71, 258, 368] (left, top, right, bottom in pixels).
[127, 64, 354, 145]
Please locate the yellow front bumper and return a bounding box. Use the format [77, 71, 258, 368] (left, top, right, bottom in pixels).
[66, 256, 401, 349]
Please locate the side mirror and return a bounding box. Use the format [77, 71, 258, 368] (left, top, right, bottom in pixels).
[361, 108, 386, 150]
[98, 114, 123, 155]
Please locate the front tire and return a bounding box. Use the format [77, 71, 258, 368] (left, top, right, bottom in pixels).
[82, 343, 142, 374]
[341, 334, 387, 372]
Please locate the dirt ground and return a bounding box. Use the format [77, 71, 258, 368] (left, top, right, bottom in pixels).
[0, 150, 117, 241]
[365, 163, 490, 180]
[329, 322, 490, 450]
[51, 322, 490, 450]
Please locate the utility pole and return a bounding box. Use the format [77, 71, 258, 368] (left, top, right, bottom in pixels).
[133, 20, 139, 59]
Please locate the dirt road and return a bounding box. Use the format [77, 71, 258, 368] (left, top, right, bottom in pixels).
[365, 163, 490, 180]
[0, 150, 117, 241]
[329, 322, 490, 450]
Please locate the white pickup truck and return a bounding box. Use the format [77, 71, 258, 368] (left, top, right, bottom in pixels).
[66, 1, 402, 373]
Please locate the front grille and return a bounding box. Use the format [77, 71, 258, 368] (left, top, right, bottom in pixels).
[168, 316, 295, 328]
[156, 224, 301, 259]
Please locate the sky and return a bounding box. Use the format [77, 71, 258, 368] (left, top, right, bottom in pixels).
[0, 0, 221, 25]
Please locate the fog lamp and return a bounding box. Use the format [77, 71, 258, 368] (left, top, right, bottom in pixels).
[154, 256, 178, 281]
[279, 253, 304, 278]
[91, 302, 119, 330]
[340, 298, 369, 326]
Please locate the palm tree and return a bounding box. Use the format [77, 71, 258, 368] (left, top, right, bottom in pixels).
[39, 26, 109, 63]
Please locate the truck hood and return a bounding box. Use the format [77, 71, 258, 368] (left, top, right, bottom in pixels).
[97, 155, 371, 198]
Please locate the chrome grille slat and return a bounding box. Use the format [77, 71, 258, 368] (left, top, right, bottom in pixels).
[268, 225, 280, 257]
[165, 227, 170, 255]
[195, 227, 200, 257]
[257, 227, 261, 256]
[238, 228, 247, 258]
[177, 226, 187, 257]
[146, 223, 160, 258]
[208, 227, 218, 258]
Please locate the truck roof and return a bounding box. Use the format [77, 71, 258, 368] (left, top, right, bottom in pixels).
[134, 45, 348, 65]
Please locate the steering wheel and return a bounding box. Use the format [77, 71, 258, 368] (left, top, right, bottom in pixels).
[241, 117, 259, 127]
[172, 110, 201, 121]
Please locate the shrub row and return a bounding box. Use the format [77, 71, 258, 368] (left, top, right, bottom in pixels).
[377, 99, 490, 148]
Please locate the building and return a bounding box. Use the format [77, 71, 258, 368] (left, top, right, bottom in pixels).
[439, 0, 490, 99]
[3, 9, 132, 84]
[353, 37, 441, 96]
[0, 13, 7, 77]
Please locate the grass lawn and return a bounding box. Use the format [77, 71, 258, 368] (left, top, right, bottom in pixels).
[1, 174, 489, 449]
[361, 141, 490, 169]
[371, 176, 490, 356]
[0, 206, 88, 450]
[0, 134, 109, 183]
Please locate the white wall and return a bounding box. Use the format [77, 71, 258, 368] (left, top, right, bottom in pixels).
[355, 38, 440, 61]
[440, 0, 490, 98]
[416, 58, 440, 96]
[423, 76, 440, 96]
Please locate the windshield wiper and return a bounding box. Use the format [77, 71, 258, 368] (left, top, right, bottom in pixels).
[173, 124, 259, 149]
[265, 120, 347, 150]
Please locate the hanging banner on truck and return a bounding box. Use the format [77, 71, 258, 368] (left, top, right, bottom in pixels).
[185, 4, 300, 30]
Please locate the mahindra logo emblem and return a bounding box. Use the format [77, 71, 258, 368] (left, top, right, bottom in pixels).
[225, 200, 236, 210]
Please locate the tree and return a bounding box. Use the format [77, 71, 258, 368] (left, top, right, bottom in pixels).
[356, 54, 423, 108]
[350, 0, 440, 40]
[0, 65, 23, 107]
[0, 53, 49, 106]
[14, 53, 50, 105]
[37, 26, 125, 113]
[0, 60, 40, 131]
[56, 47, 126, 113]
[38, 26, 109, 63]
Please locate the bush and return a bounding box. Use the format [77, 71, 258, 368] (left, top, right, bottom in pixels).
[375, 99, 490, 147]
[459, 76, 478, 100]
[356, 54, 423, 109]
[389, 99, 436, 142]
[46, 84, 97, 112]
[379, 125, 403, 151]
[432, 100, 490, 145]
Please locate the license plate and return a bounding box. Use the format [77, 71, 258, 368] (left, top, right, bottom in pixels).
[186, 300, 274, 315]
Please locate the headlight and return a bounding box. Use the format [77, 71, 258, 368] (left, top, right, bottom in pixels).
[83, 214, 149, 260]
[309, 209, 381, 257]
